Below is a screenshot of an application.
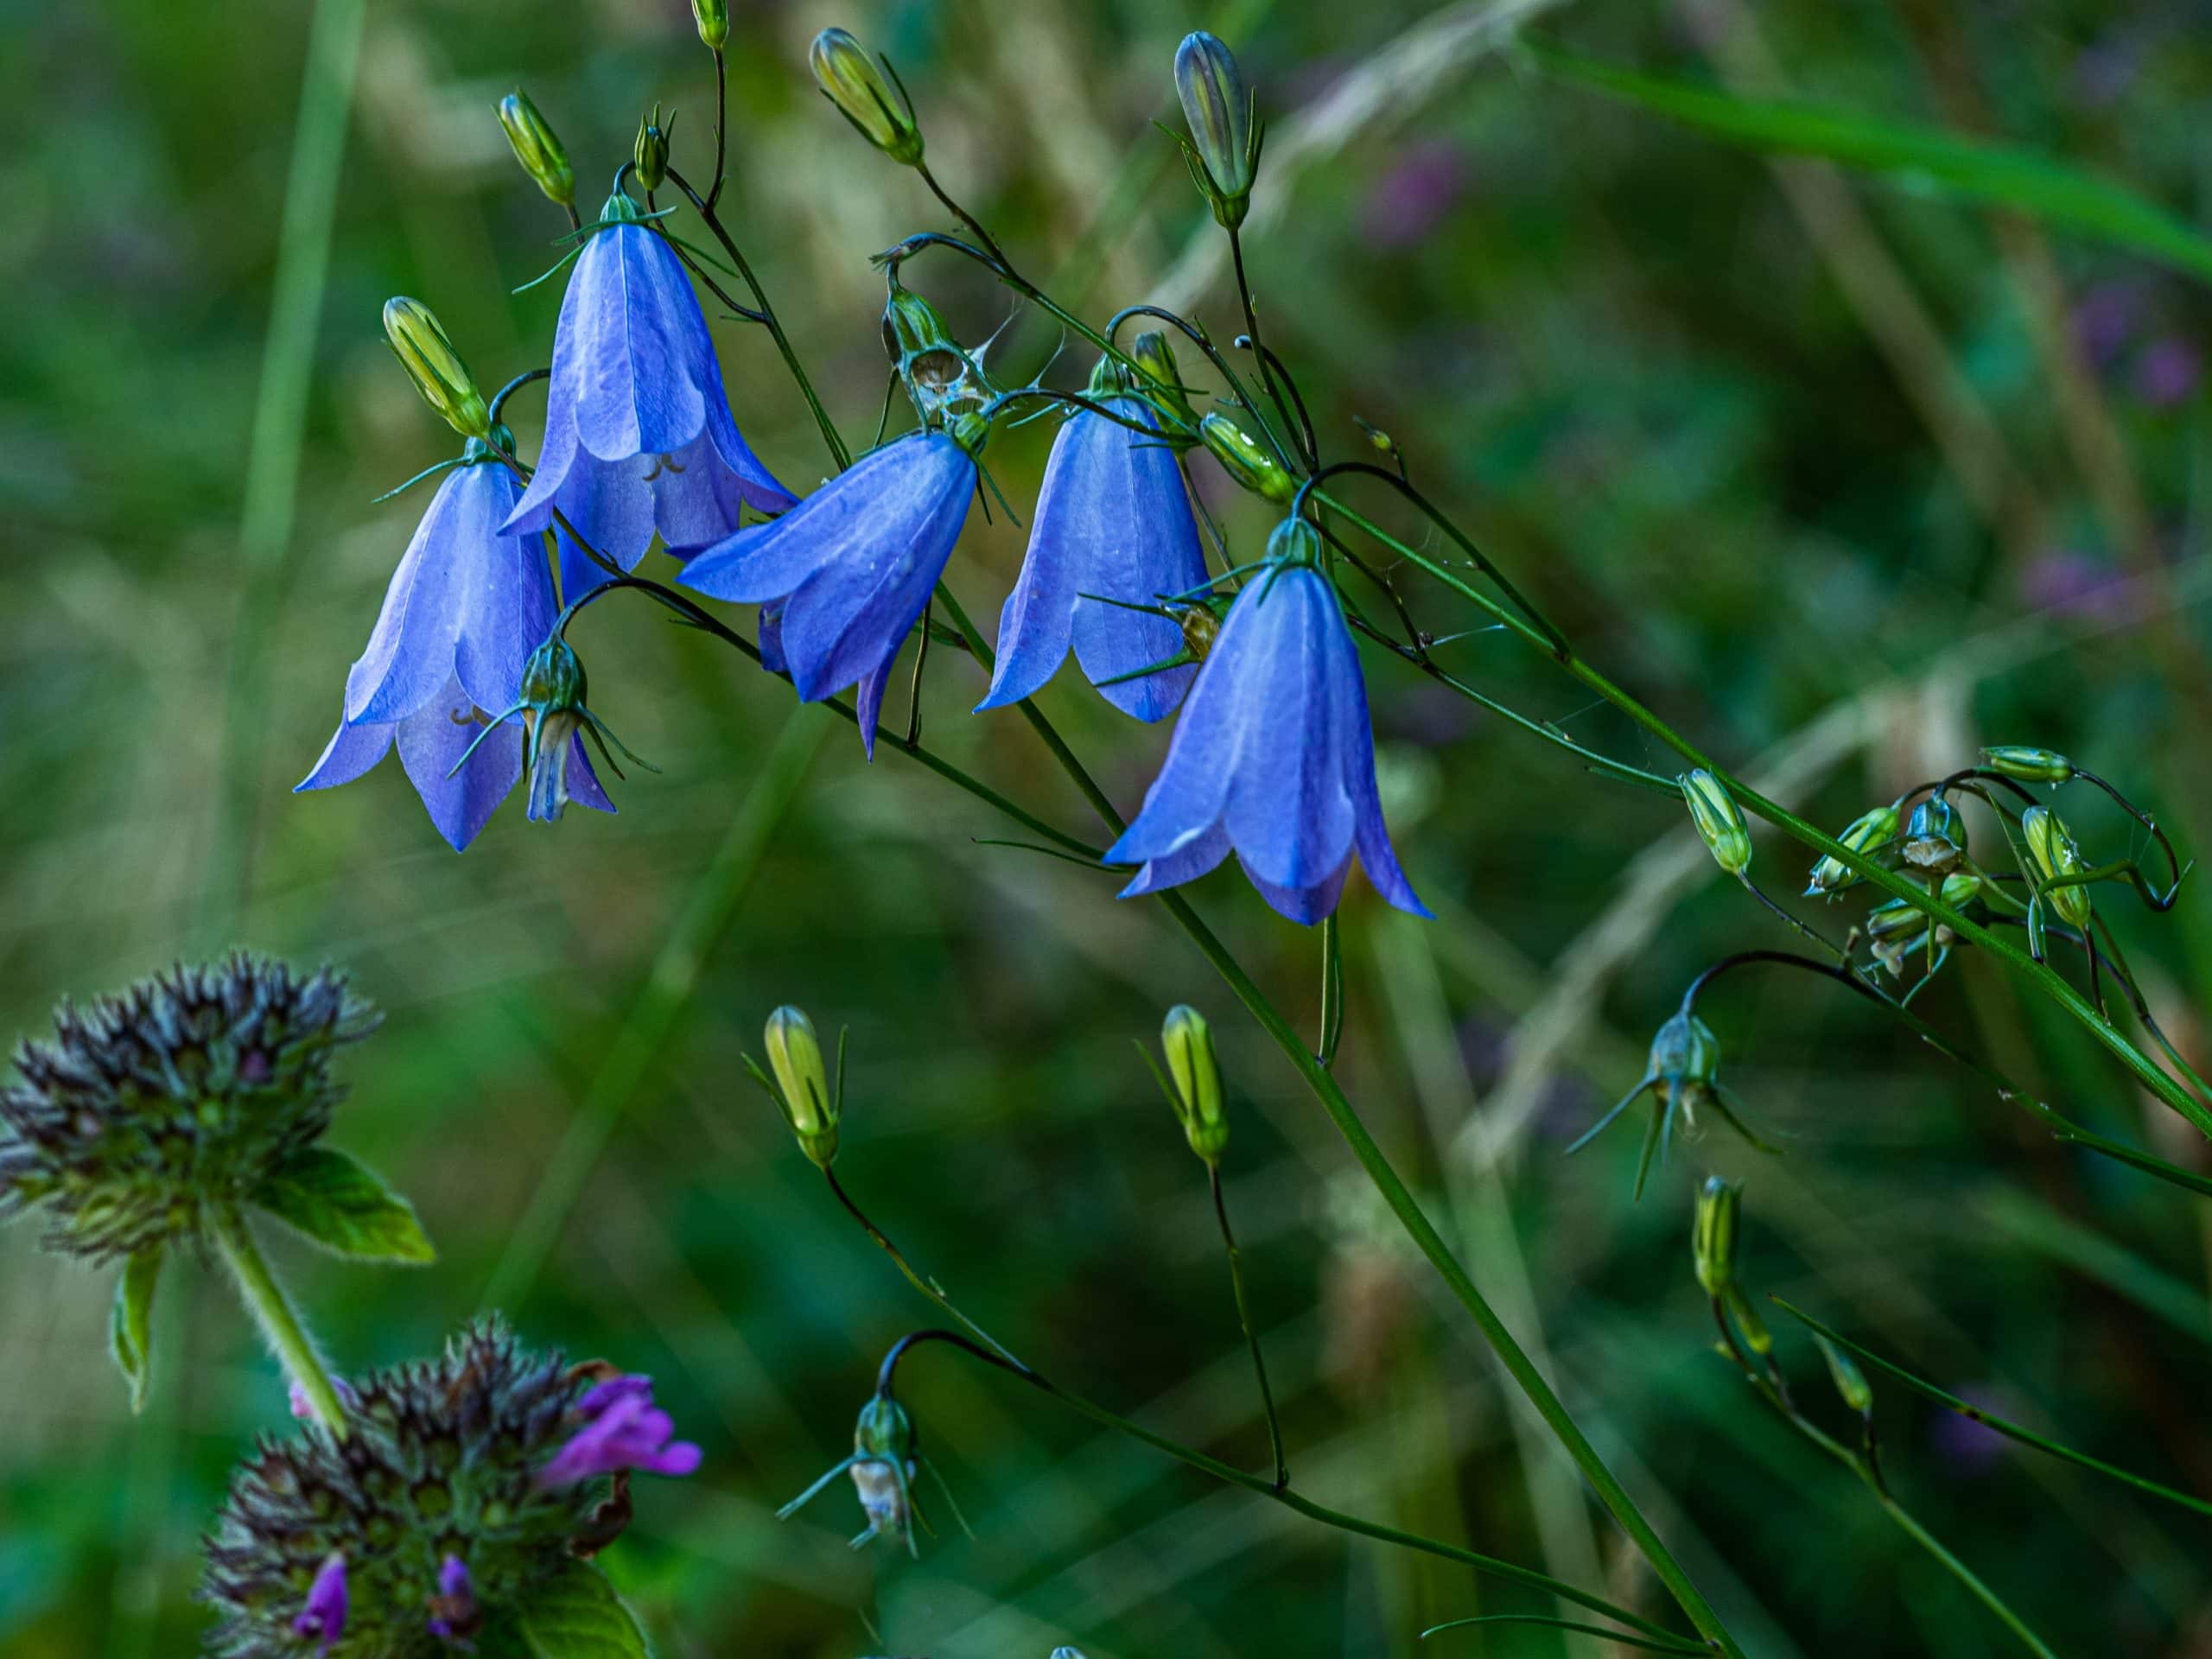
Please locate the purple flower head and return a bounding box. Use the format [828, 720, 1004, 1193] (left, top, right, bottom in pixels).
[535, 1373, 702, 1489]
[426, 1554, 479, 1643]
[296, 442, 612, 849]
[292, 1551, 347, 1654]
[1105, 523, 1430, 925]
[977, 382, 1208, 722]
[504, 191, 794, 585]
[679, 429, 979, 756]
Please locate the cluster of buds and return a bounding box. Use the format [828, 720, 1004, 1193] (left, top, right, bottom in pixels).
[201, 1319, 697, 1656]
[1572, 1007, 1775, 1200]
[750, 1006, 843, 1170]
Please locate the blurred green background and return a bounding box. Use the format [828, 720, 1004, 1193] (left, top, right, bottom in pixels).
[7, 0, 2212, 1654]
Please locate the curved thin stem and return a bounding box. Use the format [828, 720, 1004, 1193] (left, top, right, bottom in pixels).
[207, 1205, 348, 1440]
[1210, 1162, 1287, 1491]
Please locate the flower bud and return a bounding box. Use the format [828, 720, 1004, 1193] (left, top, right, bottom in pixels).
[1814, 1334, 1873, 1413]
[1129, 331, 1197, 431]
[1693, 1175, 1740, 1297]
[1804, 804, 1899, 899]
[764, 1006, 839, 1166]
[633, 105, 670, 192]
[1174, 32, 1259, 228]
[1901, 796, 1967, 874]
[1729, 1289, 1774, 1356]
[1201, 413, 1296, 502]
[1980, 745, 2074, 785]
[810, 28, 924, 166]
[2022, 805, 2093, 928]
[1176, 600, 1223, 663]
[1266, 515, 1324, 567]
[1161, 1005, 1228, 1163]
[690, 0, 728, 51]
[382, 298, 490, 440]
[849, 1395, 919, 1548]
[496, 90, 574, 209]
[1940, 870, 1982, 909]
[1681, 770, 1751, 876]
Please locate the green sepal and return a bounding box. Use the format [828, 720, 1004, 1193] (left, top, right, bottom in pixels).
[110, 1246, 163, 1413]
[250, 1147, 435, 1264]
[518, 1560, 653, 1659]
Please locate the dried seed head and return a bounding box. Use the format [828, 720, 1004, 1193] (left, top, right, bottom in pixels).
[0, 955, 377, 1262]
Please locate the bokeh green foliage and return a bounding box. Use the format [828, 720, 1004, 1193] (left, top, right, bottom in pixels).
[6, 0, 2212, 1655]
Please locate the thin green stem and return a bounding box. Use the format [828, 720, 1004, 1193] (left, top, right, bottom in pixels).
[1210, 1162, 1288, 1491]
[207, 1205, 347, 1439]
[1878, 1497, 2056, 1659]
[1318, 488, 2212, 1141]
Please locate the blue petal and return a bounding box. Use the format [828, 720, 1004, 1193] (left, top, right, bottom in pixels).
[450, 469, 560, 717]
[296, 718, 393, 793]
[1116, 823, 1231, 899]
[1240, 852, 1351, 926]
[567, 224, 712, 462]
[757, 597, 788, 675]
[1220, 568, 1357, 892]
[393, 683, 524, 851]
[650, 425, 789, 560]
[344, 467, 483, 726]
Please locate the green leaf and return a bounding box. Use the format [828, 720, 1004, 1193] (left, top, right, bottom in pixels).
[250, 1147, 435, 1264]
[1529, 46, 2212, 285]
[109, 1247, 162, 1414]
[518, 1562, 652, 1659]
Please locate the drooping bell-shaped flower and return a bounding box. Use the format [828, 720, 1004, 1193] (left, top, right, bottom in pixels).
[978, 366, 1208, 721]
[504, 189, 794, 590]
[1105, 522, 1427, 925]
[679, 426, 980, 756]
[296, 442, 610, 849]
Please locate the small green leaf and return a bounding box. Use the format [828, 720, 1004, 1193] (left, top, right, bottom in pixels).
[109, 1247, 163, 1413]
[518, 1562, 652, 1659]
[251, 1147, 435, 1264]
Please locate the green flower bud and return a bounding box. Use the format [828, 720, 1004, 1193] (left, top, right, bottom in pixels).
[1901, 796, 1967, 874]
[1727, 1287, 1773, 1356]
[1814, 1333, 1873, 1413]
[1693, 1175, 1740, 1297]
[1161, 1005, 1228, 1163]
[1940, 870, 1982, 908]
[383, 297, 491, 440]
[691, 0, 728, 51]
[1200, 413, 1295, 502]
[633, 105, 671, 192]
[1175, 600, 1223, 663]
[1681, 769, 1751, 876]
[764, 1006, 840, 1167]
[849, 1395, 919, 1548]
[1980, 745, 2074, 785]
[1174, 32, 1260, 229]
[810, 28, 924, 166]
[496, 90, 574, 208]
[1267, 515, 1324, 567]
[1129, 330, 1197, 434]
[1804, 804, 1899, 899]
[2022, 804, 2093, 928]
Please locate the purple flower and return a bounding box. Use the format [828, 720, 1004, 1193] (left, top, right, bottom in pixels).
[505, 193, 793, 588]
[292, 1552, 347, 1655]
[977, 393, 1207, 721]
[2135, 335, 2201, 408]
[426, 1554, 479, 1643]
[296, 448, 611, 849]
[535, 1373, 702, 1488]
[1105, 528, 1429, 925]
[679, 430, 977, 756]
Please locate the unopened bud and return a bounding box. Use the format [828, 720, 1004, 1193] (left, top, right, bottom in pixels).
[690, 0, 728, 51]
[1940, 870, 1982, 908]
[1728, 1289, 1773, 1356]
[1980, 745, 2074, 785]
[2022, 805, 2093, 928]
[764, 1006, 838, 1166]
[1173, 32, 1259, 228]
[1805, 804, 1899, 899]
[633, 105, 671, 192]
[1161, 1005, 1227, 1162]
[496, 90, 574, 208]
[810, 28, 924, 166]
[1693, 1175, 1740, 1297]
[1128, 331, 1197, 434]
[1200, 413, 1295, 503]
[1814, 1334, 1873, 1413]
[1681, 770, 1751, 876]
[1176, 601, 1222, 662]
[1901, 797, 1967, 874]
[382, 298, 489, 440]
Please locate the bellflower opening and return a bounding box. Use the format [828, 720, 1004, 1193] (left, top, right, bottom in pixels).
[535, 1372, 702, 1488]
[978, 384, 1208, 721]
[679, 429, 977, 756]
[1105, 524, 1428, 925]
[504, 191, 795, 587]
[295, 448, 612, 850]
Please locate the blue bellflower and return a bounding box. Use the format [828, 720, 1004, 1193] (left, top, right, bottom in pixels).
[505, 193, 794, 594]
[977, 391, 1207, 721]
[296, 448, 611, 849]
[680, 429, 977, 756]
[1105, 531, 1428, 924]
